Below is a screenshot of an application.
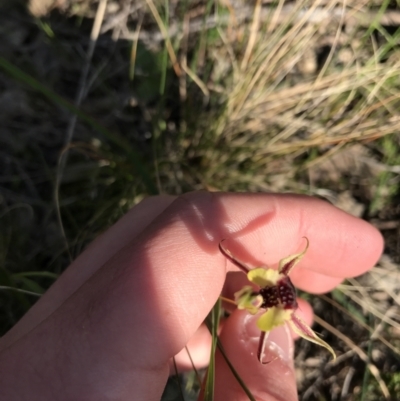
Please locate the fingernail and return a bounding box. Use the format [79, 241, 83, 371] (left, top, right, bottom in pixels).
[243, 313, 294, 363]
[215, 310, 298, 401]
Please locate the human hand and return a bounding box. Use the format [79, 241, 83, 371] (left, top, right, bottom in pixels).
[0, 192, 383, 400]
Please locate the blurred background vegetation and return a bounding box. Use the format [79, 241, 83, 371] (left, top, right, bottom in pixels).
[1, 0, 400, 399]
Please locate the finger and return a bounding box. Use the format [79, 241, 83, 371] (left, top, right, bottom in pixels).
[1, 192, 382, 400]
[214, 309, 297, 401]
[218, 193, 382, 279]
[0, 195, 175, 350]
[290, 268, 344, 293]
[170, 299, 314, 374]
[170, 323, 212, 373]
[79, 195, 176, 271]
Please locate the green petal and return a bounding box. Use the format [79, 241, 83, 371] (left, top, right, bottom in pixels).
[256, 307, 292, 331]
[247, 268, 280, 287]
[289, 313, 336, 360]
[279, 237, 309, 276]
[234, 286, 263, 314]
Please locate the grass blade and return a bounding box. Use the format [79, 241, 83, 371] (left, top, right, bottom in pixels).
[172, 357, 185, 401]
[0, 57, 158, 195]
[0, 286, 42, 297]
[216, 338, 256, 401]
[204, 298, 256, 401]
[203, 299, 220, 401]
[12, 272, 59, 279]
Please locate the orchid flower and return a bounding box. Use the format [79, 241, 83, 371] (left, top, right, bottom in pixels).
[219, 238, 336, 363]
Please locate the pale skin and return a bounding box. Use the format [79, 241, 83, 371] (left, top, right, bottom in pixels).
[0, 192, 383, 401]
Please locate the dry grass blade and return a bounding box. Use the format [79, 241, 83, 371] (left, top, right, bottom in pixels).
[319, 294, 400, 356]
[144, 0, 181, 75]
[59, 0, 108, 175]
[313, 314, 391, 399]
[240, 0, 262, 71]
[370, 273, 400, 309]
[341, 280, 400, 331]
[295, 0, 346, 113]
[181, 63, 209, 98]
[144, 0, 209, 96]
[55, 0, 108, 263]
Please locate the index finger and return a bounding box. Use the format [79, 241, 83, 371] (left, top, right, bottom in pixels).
[212, 193, 382, 279]
[80, 192, 382, 365]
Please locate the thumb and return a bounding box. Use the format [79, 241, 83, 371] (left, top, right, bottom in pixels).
[214, 309, 298, 401]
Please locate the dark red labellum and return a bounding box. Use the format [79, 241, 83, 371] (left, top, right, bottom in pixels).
[259, 276, 297, 310]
